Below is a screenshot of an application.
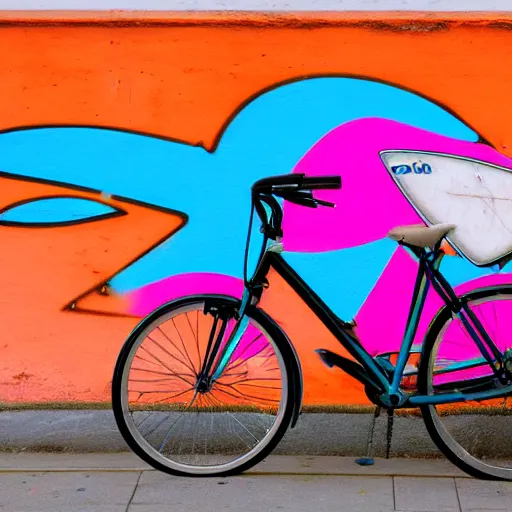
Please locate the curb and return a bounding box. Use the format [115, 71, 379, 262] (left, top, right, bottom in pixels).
[0, 410, 438, 456]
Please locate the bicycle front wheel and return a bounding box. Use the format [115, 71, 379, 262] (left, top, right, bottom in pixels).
[112, 295, 299, 477]
[419, 286, 512, 480]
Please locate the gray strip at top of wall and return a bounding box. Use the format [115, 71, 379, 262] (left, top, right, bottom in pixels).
[0, 0, 511, 12]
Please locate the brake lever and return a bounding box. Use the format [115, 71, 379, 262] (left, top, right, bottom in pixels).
[316, 199, 336, 208]
[286, 196, 318, 208]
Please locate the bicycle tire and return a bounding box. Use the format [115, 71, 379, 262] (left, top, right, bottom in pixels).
[112, 294, 301, 477]
[418, 285, 512, 481]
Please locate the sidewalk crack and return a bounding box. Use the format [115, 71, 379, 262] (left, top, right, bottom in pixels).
[126, 470, 143, 512]
[454, 477, 463, 512]
[392, 475, 396, 511]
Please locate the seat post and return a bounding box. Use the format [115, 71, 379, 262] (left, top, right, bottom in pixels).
[399, 242, 424, 259]
[388, 246, 432, 397]
[422, 248, 458, 308]
[398, 239, 445, 267]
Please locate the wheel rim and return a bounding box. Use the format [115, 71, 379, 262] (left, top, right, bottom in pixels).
[426, 293, 512, 479]
[119, 301, 288, 475]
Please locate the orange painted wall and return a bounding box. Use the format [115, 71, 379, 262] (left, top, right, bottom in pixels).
[1, 11, 512, 406]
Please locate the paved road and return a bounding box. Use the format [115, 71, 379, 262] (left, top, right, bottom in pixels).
[0, 453, 511, 511]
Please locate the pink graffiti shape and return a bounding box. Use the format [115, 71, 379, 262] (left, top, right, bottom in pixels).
[283, 118, 512, 253]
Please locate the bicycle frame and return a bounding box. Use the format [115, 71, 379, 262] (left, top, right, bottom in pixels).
[204, 171, 512, 409]
[211, 242, 512, 409]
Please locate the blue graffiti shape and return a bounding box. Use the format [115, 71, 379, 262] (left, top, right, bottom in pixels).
[0, 77, 479, 319]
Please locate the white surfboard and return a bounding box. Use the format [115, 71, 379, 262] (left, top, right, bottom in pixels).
[380, 150, 512, 267]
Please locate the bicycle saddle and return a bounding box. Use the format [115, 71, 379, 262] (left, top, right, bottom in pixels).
[387, 223, 456, 248]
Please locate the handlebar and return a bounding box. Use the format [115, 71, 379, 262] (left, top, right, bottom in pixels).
[250, 172, 341, 243]
[244, 172, 341, 284]
[252, 173, 341, 194]
[301, 176, 342, 190]
[253, 173, 341, 211]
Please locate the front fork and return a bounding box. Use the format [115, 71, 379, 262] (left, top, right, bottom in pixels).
[210, 288, 252, 382]
[207, 242, 278, 383]
[197, 281, 265, 388]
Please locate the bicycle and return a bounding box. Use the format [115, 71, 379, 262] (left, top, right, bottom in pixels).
[112, 172, 512, 480]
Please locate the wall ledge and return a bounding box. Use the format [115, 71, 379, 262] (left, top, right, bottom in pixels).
[0, 10, 511, 29]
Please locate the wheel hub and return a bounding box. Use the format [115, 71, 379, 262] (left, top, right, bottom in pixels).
[196, 376, 212, 394]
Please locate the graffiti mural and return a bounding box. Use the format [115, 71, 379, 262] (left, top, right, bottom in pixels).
[0, 170, 188, 401]
[1, 14, 512, 406]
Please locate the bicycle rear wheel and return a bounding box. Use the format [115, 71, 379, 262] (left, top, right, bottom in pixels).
[112, 295, 299, 477]
[419, 286, 512, 480]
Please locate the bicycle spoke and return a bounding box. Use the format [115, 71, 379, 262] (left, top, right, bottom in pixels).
[158, 391, 199, 453]
[134, 410, 154, 430]
[221, 368, 249, 379]
[170, 318, 199, 375]
[156, 325, 195, 372]
[130, 366, 195, 380]
[237, 383, 282, 390]
[134, 354, 164, 367]
[139, 344, 195, 387]
[140, 411, 179, 439]
[226, 377, 280, 385]
[225, 343, 272, 374]
[130, 377, 191, 383]
[148, 333, 197, 376]
[492, 300, 500, 348]
[186, 311, 202, 368]
[151, 388, 196, 404]
[225, 334, 264, 373]
[214, 381, 280, 405]
[129, 388, 190, 395]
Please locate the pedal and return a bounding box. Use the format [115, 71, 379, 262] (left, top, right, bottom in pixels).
[316, 349, 367, 379]
[316, 349, 380, 393]
[316, 349, 337, 368]
[355, 406, 381, 466]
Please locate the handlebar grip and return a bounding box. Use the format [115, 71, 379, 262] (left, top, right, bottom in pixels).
[301, 176, 342, 190]
[252, 173, 305, 192]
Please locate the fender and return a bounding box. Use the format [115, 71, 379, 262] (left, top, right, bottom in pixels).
[256, 306, 303, 428]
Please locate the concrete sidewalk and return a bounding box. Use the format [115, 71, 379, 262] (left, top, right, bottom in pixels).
[0, 453, 511, 512]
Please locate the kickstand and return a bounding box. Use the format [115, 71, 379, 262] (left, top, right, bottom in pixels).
[355, 406, 381, 466]
[386, 408, 395, 459]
